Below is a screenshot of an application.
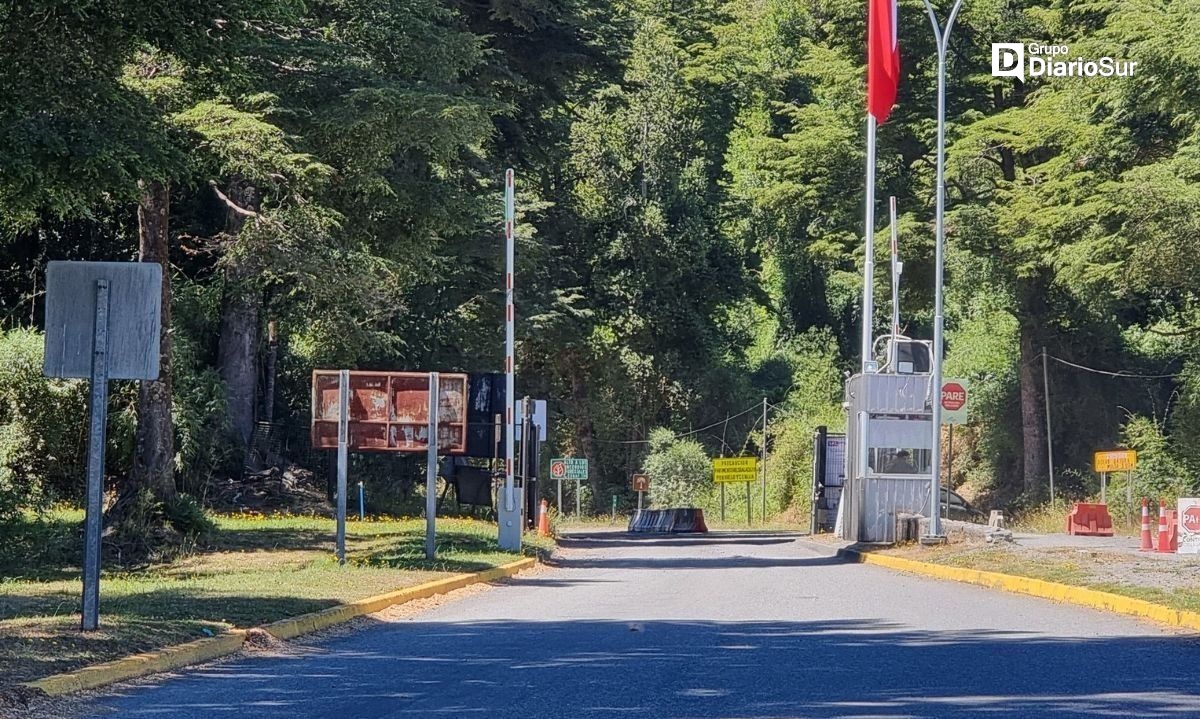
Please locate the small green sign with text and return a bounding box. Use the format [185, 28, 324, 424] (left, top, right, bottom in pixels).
[550, 458, 588, 481]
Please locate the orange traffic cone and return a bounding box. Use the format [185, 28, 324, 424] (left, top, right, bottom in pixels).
[1157, 499, 1170, 553]
[1139, 498, 1153, 551]
[537, 499, 550, 537]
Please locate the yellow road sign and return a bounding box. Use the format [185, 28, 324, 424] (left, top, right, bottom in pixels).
[1094, 449, 1137, 473]
[713, 457, 758, 483]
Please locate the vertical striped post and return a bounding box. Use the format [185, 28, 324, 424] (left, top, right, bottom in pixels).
[1139, 497, 1153, 551]
[504, 169, 516, 515]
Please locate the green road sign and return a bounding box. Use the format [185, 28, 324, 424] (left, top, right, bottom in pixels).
[550, 457, 588, 481]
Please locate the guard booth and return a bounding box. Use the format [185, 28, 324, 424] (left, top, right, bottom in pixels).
[838, 369, 935, 543]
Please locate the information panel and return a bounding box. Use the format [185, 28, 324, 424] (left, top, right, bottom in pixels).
[311, 371, 469, 453]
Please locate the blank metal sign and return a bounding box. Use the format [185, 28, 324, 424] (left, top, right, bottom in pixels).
[43, 261, 162, 380]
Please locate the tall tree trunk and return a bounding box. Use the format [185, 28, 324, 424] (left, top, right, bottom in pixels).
[566, 353, 602, 513]
[107, 180, 177, 537]
[1017, 278, 1048, 497]
[217, 180, 262, 448]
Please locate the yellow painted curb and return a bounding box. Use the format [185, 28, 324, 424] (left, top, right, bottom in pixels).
[840, 548, 1200, 631]
[263, 557, 536, 640]
[25, 630, 248, 696]
[23, 556, 536, 697]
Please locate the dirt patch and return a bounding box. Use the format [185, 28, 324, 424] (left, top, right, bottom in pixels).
[207, 465, 333, 515]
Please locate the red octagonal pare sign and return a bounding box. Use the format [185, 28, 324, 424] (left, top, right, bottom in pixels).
[1183, 506, 1200, 533]
[940, 379, 969, 425]
[1179, 499, 1200, 554]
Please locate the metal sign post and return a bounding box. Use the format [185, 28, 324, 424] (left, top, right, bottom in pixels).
[746, 482, 752, 526]
[81, 280, 110, 632]
[43, 261, 162, 632]
[761, 397, 768, 521]
[336, 369, 349, 565]
[426, 372, 440, 559]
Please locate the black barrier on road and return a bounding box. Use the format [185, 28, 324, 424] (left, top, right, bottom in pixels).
[627, 508, 708, 534]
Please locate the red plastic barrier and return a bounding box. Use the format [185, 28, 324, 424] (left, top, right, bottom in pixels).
[1066, 502, 1114, 537]
[670, 508, 709, 533]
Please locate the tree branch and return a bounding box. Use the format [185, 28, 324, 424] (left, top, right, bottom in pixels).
[209, 181, 259, 218]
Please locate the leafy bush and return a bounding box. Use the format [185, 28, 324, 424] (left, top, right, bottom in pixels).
[642, 428, 711, 508]
[0, 329, 89, 519]
[1118, 415, 1193, 512]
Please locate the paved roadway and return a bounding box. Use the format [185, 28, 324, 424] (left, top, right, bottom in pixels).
[74, 532, 1200, 718]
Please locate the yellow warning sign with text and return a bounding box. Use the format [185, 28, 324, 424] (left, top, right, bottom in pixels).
[713, 457, 759, 483]
[1094, 450, 1137, 473]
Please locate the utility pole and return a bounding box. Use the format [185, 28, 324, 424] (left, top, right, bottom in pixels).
[761, 397, 768, 521]
[1042, 347, 1055, 503]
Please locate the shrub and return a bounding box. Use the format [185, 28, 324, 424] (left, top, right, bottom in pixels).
[642, 428, 711, 508]
[0, 329, 89, 519]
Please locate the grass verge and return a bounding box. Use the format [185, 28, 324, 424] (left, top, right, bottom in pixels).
[880, 541, 1200, 617]
[0, 509, 550, 686]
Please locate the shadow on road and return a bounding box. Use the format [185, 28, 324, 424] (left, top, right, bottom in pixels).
[547, 532, 846, 571]
[545, 552, 851, 570]
[86, 617, 1200, 718]
[560, 531, 806, 548]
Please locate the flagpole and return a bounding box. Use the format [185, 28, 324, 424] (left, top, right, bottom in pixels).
[860, 114, 877, 373]
[889, 195, 899, 344]
[923, 0, 964, 541]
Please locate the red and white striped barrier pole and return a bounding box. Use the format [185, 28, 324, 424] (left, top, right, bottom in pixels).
[1157, 499, 1169, 553]
[1139, 497, 1153, 551]
[504, 169, 516, 517]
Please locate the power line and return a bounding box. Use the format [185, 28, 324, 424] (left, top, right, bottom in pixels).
[591, 403, 761, 445]
[1046, 352, 1181, 380]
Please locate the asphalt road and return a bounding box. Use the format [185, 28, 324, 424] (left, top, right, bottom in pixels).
[73, 531, 1200, 718]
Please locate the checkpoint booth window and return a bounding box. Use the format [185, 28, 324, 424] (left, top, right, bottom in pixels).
[866, 418, 932, 476]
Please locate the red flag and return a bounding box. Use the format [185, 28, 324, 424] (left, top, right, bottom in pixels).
[867, 0, 900, 123]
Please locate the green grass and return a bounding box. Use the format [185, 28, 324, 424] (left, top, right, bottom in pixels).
[1010, 499, 1138, 536]
[0, 509, 549, 686]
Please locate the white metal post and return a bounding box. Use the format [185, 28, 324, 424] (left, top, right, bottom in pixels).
[336, 369, 349, 564]
[82, 279, 110, 631]
[923, 0, 964, 541]
[889, 196, 900, 344]
[425, 372, 439, 559]
[499, 169, 521, 551]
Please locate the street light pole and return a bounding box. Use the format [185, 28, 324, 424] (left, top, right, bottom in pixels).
[923, 0, 964, 541]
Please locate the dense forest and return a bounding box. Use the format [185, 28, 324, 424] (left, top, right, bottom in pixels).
[3, 0, 1200, 547]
